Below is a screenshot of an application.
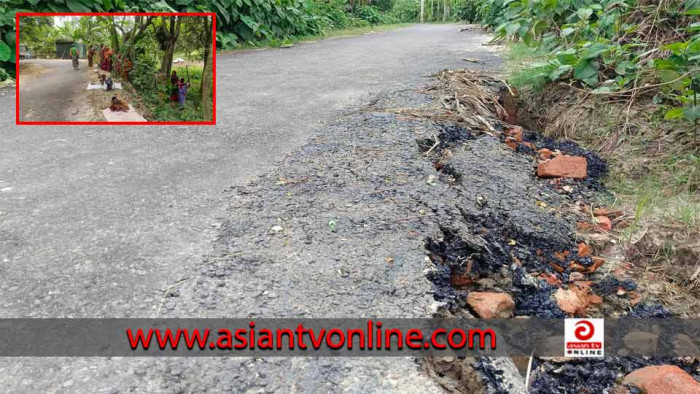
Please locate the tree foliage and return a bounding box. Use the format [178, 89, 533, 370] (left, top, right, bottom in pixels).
[456, 0, 699, 123]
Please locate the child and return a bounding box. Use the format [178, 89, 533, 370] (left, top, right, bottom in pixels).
[178, 78, 191, 109]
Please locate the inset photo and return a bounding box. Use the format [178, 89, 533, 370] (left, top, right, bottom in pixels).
[16, 13, 215, 124]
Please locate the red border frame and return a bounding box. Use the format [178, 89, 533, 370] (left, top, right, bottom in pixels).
[15, 12, 217, 125]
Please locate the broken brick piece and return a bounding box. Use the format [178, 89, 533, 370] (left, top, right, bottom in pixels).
[538, 273, 561, 286]
[587, 294, 603, 305]
[466, 292, 515, 319]
[591, 256, 605, 271]
[595, 216, 612, 232]
[554, 288, 589, 315]
[537, 148, 552, 160]
[522, 141, 536, 150]
[506, 126, 524, 142]
[554, 250, 570, 262]
[577, 242, 591, 257]
[576, 222, 594, 231]
[505, 137, 518, 150]
[549, 262, 566, 273]
[623, 365, 700, 394]
[592, 208, 624, 218]
[451, 273, 473, 287]
[537, 155, 588, 179]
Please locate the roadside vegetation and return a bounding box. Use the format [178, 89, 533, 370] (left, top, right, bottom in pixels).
[2, 0, 475, 82]
[459, 0, 699, 289]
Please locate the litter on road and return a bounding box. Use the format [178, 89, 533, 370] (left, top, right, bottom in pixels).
[87, 82, 122, 90]
[101, 104, 146, 122]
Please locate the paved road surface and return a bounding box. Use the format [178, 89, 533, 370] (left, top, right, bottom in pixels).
[18, 59, 95, 122]
[0, 25, 499, 392]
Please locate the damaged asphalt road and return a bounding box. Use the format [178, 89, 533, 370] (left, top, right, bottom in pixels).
[0, 25, 503, 393]
[1, 24, 694, 393]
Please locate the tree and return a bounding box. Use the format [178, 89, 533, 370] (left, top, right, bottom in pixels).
[420, 0, 425, 23]
[156, 16, 181, 78]
[119, 15, 154, 61]
[201, 16, 214, 122]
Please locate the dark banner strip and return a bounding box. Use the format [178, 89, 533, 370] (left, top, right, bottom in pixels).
[0, 318, 697, 357]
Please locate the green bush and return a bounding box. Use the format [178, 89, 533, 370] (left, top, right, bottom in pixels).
[129, 57, 158, 94]
[391, 0, 421, 22]
[356, 5, 398, 25]
[473, 0, 699, 124]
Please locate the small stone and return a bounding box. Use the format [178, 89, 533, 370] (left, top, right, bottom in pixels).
[537, 155, 588, 179]
[476, 278, 497, 288]
[466, 292, 515, 319]
[270, 225, 283, 233]
[577, 242, 591, 257]
[569, 272, 586, 282]
[622, 365, 700, 394]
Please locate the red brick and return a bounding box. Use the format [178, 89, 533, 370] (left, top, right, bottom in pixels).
[537, 155, 588, 179]
[466, 292, 515, 319]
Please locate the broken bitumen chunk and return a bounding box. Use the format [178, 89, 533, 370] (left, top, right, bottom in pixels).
[593, 277, 637, 295]
[628, 303, 672, 318]
[537, 155, 588, 179]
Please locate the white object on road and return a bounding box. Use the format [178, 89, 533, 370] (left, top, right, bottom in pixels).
[101, 105, 147, 122]
[87, 82, 122, 90]
[173, 58, 184, 64]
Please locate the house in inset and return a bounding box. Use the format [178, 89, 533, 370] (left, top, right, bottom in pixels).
[55, 39, 86, 59]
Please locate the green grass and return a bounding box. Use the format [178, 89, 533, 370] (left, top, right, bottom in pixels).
[502, 43, 551, 90]
[171, 65, 203, 84]
[605, 152, 700, 235]
[219, 23, 412, 54]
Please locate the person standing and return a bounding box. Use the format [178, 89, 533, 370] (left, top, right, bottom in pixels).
[87, 45, 94, 68]
[178, 77, 191, 109]
[170, 70, 179, 105]
[69, 44, 79, 70]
